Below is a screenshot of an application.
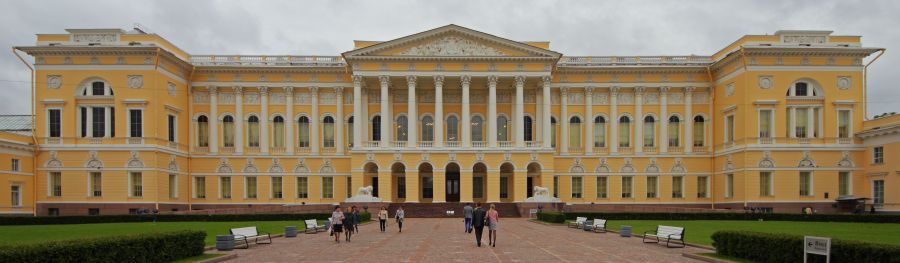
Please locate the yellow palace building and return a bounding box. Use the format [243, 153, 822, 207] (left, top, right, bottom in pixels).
[2, 25, 898, 216]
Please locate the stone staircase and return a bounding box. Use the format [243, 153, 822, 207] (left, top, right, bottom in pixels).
[386, 203, 521, 218]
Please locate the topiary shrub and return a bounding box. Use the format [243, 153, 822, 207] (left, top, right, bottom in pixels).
[0, 230, 205, 263]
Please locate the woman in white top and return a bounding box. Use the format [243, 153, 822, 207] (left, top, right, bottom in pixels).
[395, 206, 405, 233]
[331, 206, 345, 243]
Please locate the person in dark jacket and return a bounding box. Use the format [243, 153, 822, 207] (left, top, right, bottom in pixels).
[352, 205, 361, 233]
[343, 206, 354, 242]
[472, 203, 488, 247]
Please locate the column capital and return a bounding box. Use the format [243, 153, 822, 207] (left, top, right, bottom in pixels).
[635, 86, 645, 94]
[379, 75, 391, 87]
[610, 86, 620, 94]
[310, 86, 319, 97]
[209, 86, 218, 94]
[685, 86, 696, 93]
[352, 75, 363, 86]
[233, 86, 242, 94]
[461, 75, 471, 85]
[585, 86, 594, 95]
[488, 75, 498, 85]
[560, 87, 569, 95]
[515, 75, 525, 86]
[660, 86, 671, 93]
[259, 86, 269, 94]
[541, 75, 552, 85]
[335, 87, 344, 96]
[406, 75, 417, 86]
[434, 75, 444, 85]
[283, 86, 293, 94]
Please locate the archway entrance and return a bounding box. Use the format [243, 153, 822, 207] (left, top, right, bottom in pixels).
[527, 163, 542, 198]
[419, 163, 434, 203]
[391, 163, 406, 202]
[473, 163, 487, 203]
[364, 163, 379, 197]
[445, 163, 461, 202]
[500, 163, 514, 202]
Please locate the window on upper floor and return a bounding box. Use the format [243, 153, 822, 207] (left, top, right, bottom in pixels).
[223, 116, 235, 147]
[447, 115, 459, 142]
[11, 159, 20, 172]
[80, 106, 115, 138]
[472, 115, 484, 142]
[838, 110, 851, 139]
[395, 115, 408, 141]
[550, 117, 557, 147]
[759, 109, 773, 139]
[422, 115, 434, 142]
[197, 116, 209, 147]
[298, 116, 310, 147]
[347, 116, 354, 147]
[247, 116, 259, 147]
[569, 116, 581, 148]
[523, 116, 533, 142]
[593, 116, 606, 148]
[497, 115, 509, 142]
[323, 116, 335, 148]
[273, 116, 284, 148]
[786, 81, 819, 97]
[725, 115, 735, 143]
[693, 115, 705, 147]
[643, 116, 655, 148]
[48, 109, 61, 138]
[128, 109, 142, 138]
[874, 146, 884, 164]
[371, 115, 382, 142]
[168, 115, 176, 142]
[787, 107, 821, 138]
[82, 81, 113, 96]
[668, 116, 681, 147]
[618, 116, 631, 148]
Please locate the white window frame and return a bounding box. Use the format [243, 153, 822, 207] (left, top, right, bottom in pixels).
[724, 114, 735, 144]
[570, 176, 583, 199]
[271, 176, 283, 199]
[621, 176, 633, 198]
[11, 159, 20, 172]
[245, 176, 258, 199]
[322, 176, 334, 199]
[128, 172, 143, 198]
[297, 176, 309, 199]
[126, 108, 144, 139]
[725, 173, 734, 198]
[220, 176, 232, 199]
[697, 176, 710, 198]
[48, 172, 61, 197]
[168, 114, 178, 143]
[646, 176, 659, 198]
[46, 107, 63, 140]
[596, 176, 608, 198]
[672, 176, 684, 198]
[838, 171, 853, 196]
[799, 171, 814, 197]
[193, 176, 206, 199]
[874, 146, 884, 164]
[760, 171, 775, 197]
[11, 184, 21, 207]
[757, 108, 775, 140]
[88, 172, 102, 197]
[169, 174, 178, 198]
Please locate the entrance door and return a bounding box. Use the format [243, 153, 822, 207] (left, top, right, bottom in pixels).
[527, 177, 534, 198]
[874, 180, 885, 209]
[372, 177, 379, 197]
[446, 170, 460, 202]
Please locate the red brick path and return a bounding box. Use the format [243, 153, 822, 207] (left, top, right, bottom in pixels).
[220, 218, 707, 262]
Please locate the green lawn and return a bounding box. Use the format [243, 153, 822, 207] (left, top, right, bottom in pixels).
[566, 219, 900, 246]
[0, 221, 316, 246]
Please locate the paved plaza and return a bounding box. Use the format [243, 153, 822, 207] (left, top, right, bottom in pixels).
[220, 218, 708, 262]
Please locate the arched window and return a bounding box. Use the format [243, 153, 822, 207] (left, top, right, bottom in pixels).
[297, 116, 310, 147]
[247, 116, 259, 147]
[786, 81, 822, 138]
[593, 116, 606, 148]
[83, 81, 113, 96]
[223, 116, 235, 147]
[693, 115, 705, 147]
[471, 116, 484, 142]
[323, 116, 335, 148]
[668, 115, 680, 147]
[273, 116, 284, 148]
[396, 115, 408, 141]
[569, 116, 581, 148]
[787, 81, 819, 97]
[347, 116, 354, 147]
[551, 117, 558, 148]
[643, 116, 655, 147]
[524, 116, 533, 142]
[497, 115, 509, 141]
[446, 115, 459, 141]
[371, 115, 382, 141]
[618, 116, 631, 148]
[197, 116, 209, 147]
[422, 115, 434, 141]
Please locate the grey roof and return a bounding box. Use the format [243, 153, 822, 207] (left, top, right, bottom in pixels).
[0, 115, 33, 136]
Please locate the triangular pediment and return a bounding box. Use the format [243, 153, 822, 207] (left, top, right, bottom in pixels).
[343, 25, 561, 59]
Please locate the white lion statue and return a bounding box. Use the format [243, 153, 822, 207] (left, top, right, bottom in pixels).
[533, 186, 550, 197]
[357, 185, 374, 197]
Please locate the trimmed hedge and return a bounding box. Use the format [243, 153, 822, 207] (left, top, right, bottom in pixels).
[536, 212, 566, 224]
[359, 212, 372, 222]
[712, 230, 900, 263]
[0, 230, 205, 263]
[561, 212, 900, 223]
[0, 213, 332, 226]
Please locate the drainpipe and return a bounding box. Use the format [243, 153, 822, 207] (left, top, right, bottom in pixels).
[12, 47, 37, 216]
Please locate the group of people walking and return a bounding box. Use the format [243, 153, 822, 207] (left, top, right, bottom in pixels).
[329, 203, 500, 247]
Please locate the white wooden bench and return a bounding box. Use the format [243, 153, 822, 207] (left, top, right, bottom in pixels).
[304, 219, 326, 234]
[568, 217, 587, 228]
[529, 209, 538, 218]
[230, 226, 272, 249]
[642, 225, 685, 248]
[590, 219, 607, 233]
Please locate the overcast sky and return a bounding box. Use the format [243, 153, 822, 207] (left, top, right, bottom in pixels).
[1, 0, 897, 117]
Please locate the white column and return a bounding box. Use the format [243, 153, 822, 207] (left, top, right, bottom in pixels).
[336, 87, 345, 154]
[260, 87, 269, 153]
[488, 75, 498, 148]
[515, 76, 525, 147]
[407, 75, 417, 147]
[807, 106, 815, 139]
[209, 86, 219, 153]
[461, 75, 472, 147]
[542, 76, 552, 148]
[434, 75, 444, 147]
[103, 107, 111, 138]
[379, 76, 390, 148]
[635, 87, 644, 153]
[560, 87, 569, 154]
[660, 87, 669, 153]
[352, 76, 363, 148]
[235, 87, 244, 153]
[684, 87, 694, 153]
[362, 88, 369, 143]
[789, 107, 797, 138]
[584, 87, 594, 154]
[609, 87, 618, 154]
[310, 87, 320, 153]
[86, 106, 93, 138]
[285, 87, 294, 154]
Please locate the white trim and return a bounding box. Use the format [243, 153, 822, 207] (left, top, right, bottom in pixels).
[837, 108, 853, 141]
[35, 64, 188, 84]
[169, 173, 179, 199]
[747, 65, 864, 72]
[128, 171, 143, 198]
[757, 108, 775, 142]
[9, 184, 22, 207]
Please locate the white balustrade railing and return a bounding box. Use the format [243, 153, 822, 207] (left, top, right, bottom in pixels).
[559, 55, 713, 67]
[593, 147, 609, 154]
[445, 141, 460, 148]
[498, 141, 514, 148]
[296, 147, 311, 153]
[472, 141, 487, 148]
[392, 141, 407, 148]
[364, 141, 380, 148]
[417, 141, 433, 148]
[126, 137, 143, 144]
[271, 147, 285, 154]
[321, 147, 336, 153]
[190, 55, 345, 67]
[220, 147, 235, 154]
[245, 147, 260, 154]
[526, 141, 542, 148]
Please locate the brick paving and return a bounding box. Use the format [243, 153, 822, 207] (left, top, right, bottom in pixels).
[219, 218, 708, 262]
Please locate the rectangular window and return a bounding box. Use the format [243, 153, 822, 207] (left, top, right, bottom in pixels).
[553, 176, 559, 198]
[760, 172, 773, 197]
[168, 115, 176, 142]
[80, 107, 87, 137]
[92, 107, 106, 137]
[473, 177, 484, 199]
[220, 177, 232, 199]
[11, 185, 21, 207]
[347, 177, 352, 198]
[571, 176, 582, 198]
[725, 115, 735, 143]
[129, 109, 142, 137]
[11, 159, 19, 172]
[272, 176, 283, 199]
[245, 177, 257, 199]
[646, 176, 658, 198]
[726, 174, 734, 198]
[322, 177, 334, 199]
[297, 177, 309, 198]
[838, 110, 851, 139]
[795, 108, 808, 138]
[298, 121, 310, 147]
[621, 176, 633, 198]
[49, 172, 62, 197]
[596, 177, 608, 198]
[759, 109, 773, 138]
[169, 174, 177, 198]
[500, 177, 509, 199]
[324, 122, 335, 148]
[195, 177, 206, 198]
[398, 177, 407, 199]
[130, 172, 142, 197]
[423, 177, 434, 199]
[874, 180, 885, 207]
[90, 172, 102, 197]
[799, 172, 812, 196]
[92, 82, 105, 95]
[697, 176, 709, 198]
[49, 109, 61, 137]
[839, 172, 851, 196]
[874, 146, 884, 164]
[672, 176, 683, 198]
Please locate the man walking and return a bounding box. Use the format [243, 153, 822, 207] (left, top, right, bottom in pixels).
[472, 203, 487, 247]
[463, 203, 474, 233]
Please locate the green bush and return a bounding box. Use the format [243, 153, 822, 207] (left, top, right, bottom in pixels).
[0, 213, 332, 226]
[561, 212, 900, 223]
[712, 230, 900, 263]
[0, 230, 205, 263]
[536, 212, 566, 223]
[358, 212, 372, 222]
